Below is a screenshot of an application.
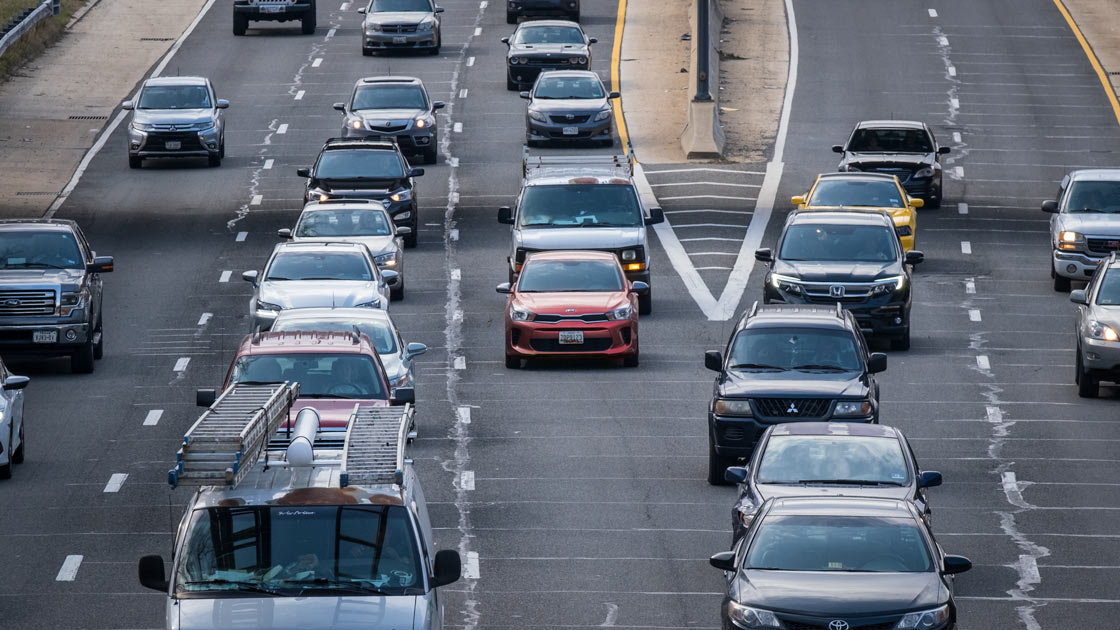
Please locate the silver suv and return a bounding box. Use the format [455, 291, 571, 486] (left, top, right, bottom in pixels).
[1070, 253, 1120, 397]
[359, 0, 444, 55]
[123, 77, 228, 169]
[1044, 169, 1120, 291]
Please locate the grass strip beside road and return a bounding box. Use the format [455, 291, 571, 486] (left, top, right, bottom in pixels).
[0, 0, 87, 81]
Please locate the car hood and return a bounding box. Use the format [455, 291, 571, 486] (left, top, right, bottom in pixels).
[131, 108, 214, 125]
[260, 281, 383, 309]
[515, 291, 629, 314]
[750, 483, 911, 506]
[801, 205, 911, 224]
[530, 98, 609, 114]
[1057, 212, 1120, 235]
[0, 268, 85, 289]
[291, 235, 397, 257]
[773, 260, 899, 283]
[365, 11, 433, 24]
[288, 398, 387, 429]
[845, 153, 933, 169]
[737, 571, 944, 616]
[719, 370, 868, 398]
[516, 226, 643, 251]
[175, 593, 417, 629]
[311, 180, 406, 195]
[510, 43, 589, 56]
[356, 108, 428, 124]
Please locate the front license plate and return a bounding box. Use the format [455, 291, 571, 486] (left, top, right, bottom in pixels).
[393, 36, 407, 44]
[32, 331, 57, 343]
[165, 140, 181, 150]
[558, 331, 584, 344]
[562, 127, 579, 136]
[260, 5, 285, 13]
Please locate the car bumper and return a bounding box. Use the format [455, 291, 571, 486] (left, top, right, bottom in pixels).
[508, 0, 578, 15]
[0, 322, 92, 354]
[341, 127, 436, 153]
[710, 413, 875, 459]
[1054, 250, 1104, 280]
[527, 117, 611, 142]
[1080, 337, 1120, 375]
[901, 177, 935, 199]
[363, 30, 439, 49]
[506, 318, 637, 359]
[129, 128, 220, 158]
[764, 288, 910, 338]
[234, 3, 313, 18]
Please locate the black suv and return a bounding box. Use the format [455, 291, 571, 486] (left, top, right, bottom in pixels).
[756, 210, 922, 350]
[832, 119, 950, 207]
[704, 303, 886, 485]
[298, 138, 424, 248]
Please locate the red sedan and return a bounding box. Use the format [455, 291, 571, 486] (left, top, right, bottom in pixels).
[497, 250, 647, 368]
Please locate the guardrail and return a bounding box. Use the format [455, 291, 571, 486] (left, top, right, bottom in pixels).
[0, 0, 60, 61]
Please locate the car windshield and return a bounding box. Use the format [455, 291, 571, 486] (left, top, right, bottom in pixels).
[266, 252, 373, 281]
[846, 128, 933, 153]
[514, 26, 585, 45]
[295, 210, 393, 237]
[351, 85, 427, 111]
[745, 515, 932, 573]
[534, 76, 604, 99]
[370, 0, 430, 10]
[729, 328, 862, 371]
[779, 224, 898, 262]
[0, 231, 84, 270]
[808, 180, 906, 209]
[756, 435, 910, 485]
[230, 353, 385, 399]
[272, 319, 399, 354]
[1064, 180, 1120, 213]
[518, 259, 624, 292]
[137, 85, 212, 109]
[175, 504, 421, 596]
[519, 185, 643, 227]
[1096, 270, 1120, 305]
[316, 150, 405, 179]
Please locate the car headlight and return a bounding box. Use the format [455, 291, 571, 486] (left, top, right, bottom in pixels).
[415, 116, 434, 129]
[726, 601, 781, 629]
[393, 373, 410, 388]
[195, 121, 216, 132]
[130, 121, 155, 132]
[568, 57, 581, 64]
[390, 189, 412, 203]
[509, 304, 535, 322]
[914, 165, 935, 178]
[895, 604, 950, 629]
[594, 108, 612, 122]
[509, 56, 525, 65]
[620, 249, 637, 261]
[60, 290, 88, 307]
[255, 300, 283, 312]
[833, 399, 872, 418]
[350, 118, 365, 130]
[366, 22, 382, 32]
[736, 504, 758, 529]
[528, 109, 547, 122]
[374, 252, 398, 267]
[606, 304, 632, 321]
[1089, 320, 1120, 342]
[769, 274, 803, 295]
[714, 398, 753, 417]
[355, 299, 383, 309]
[1058, 230, 1083, 251]
[417, 18, 435, 31]
[870, 275, 905, 296]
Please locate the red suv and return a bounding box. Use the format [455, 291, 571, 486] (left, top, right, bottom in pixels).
[197, 330, 413, 429]
[496, 250, 646, 368]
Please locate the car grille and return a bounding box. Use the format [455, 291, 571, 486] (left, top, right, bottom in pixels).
[868, 167, 914, 183]
[146, 131, 205, 151]
[782, 622, 896, 630]
[753, 398, 831, 419]
[524, 57, 575, 67]
[548, 114, 591, 124]
[800, 282, 876, 305]
[0, 290, 55, 316]
[533, 313, 609, 323]
[380, 24, 418, 33]
[530, 338, 612, 352]
[369, 122, 410, 133]
[1087, 237, 1120, 254]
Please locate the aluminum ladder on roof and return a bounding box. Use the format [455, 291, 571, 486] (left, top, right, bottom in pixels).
[168, 382, 300, 488]
[521, 145, 634, 180]
[340, 404, 414, 487]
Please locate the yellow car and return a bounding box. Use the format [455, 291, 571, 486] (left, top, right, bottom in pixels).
[791, 172, 922, 251]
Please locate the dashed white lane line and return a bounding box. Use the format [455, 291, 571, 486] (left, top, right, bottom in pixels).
[56, 555, 83, 581]
[294, 90, 305, 100]
[340, 2, 350, 9]
[453, 356, 466, 370]
[453, 122, 463, 133]
[103, 473, 128, 493]
[480, 0, 488, 7]
[277, 123, 289, 134]
[965, 278, 976, 294]
[948, 65, 957, 77]
[953, 131, 962, 143]
[236, 231, 249, 241]
[451, 268, 461, 281]
[173, 357, 191, 372]
[326, 28, 336, 38]
[143, 409, 164, 427]
[977, 355, 991, 371]
[456, 406, 471, 424]
[987, 406, 1003, 423]
[473, 26, 482, 36]
[453, 309, 464, 323]
[250, 195, 262, 206]
[451, 191, 460, 204]
[928, 8, 938, 17]
[953, 166, 964, 178]
[450, 228, 460, 241]
[459, 88, 468, 98]
[449, 157, 460, 167]
[263, 158, 274, 170]
[1020, 555, 1041, 584]
[938, 35, 949, 46]
[219, 270, 232, 283]
[460, 471, 475, 490]
[464, 551, 480, 578]
[467, 56, 475, 66]
[197, 312, 212, 326]
[950, 97, 960, 110]
[961, 241, 972, 254]
[958, 202, 968, 215]
[969, 309, 982, 322]
[312, 57, 323, 68]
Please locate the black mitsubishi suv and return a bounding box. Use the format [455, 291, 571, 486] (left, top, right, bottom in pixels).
[756, 210, 922, 351]
[704, 303, 886, 485]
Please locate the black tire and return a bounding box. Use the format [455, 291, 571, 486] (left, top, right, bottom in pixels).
[506, 11, 517, 24]
[890, 327, 911, 351]
[623, 351, 639, 368]
[301, 9, 316, 34]
[233, 13, 248, 36]
[93, 315, 104, 360]
[362, 46, 373, 56]
[390, 280, 404, 301]
[638, 289, 652, 316]
[422, 147, 438, 165]
[1053, 270, 1071, 292]
[430, 34, 441, 55]
[926, 195, 941, 209]
[505, 354, 521, 369]
[128, 155, 142, 169]
[12, 422, 23, 465]
[0, 427, 11, 480]
[403, 225, 418, 249]
[219, 137, 226, 159]
[707, 436, 732, 486]
[601, 136, 615, 148]
[1077, 347, 1100, 398]
[71, 342, 95, 374]
[208, 152, 221, 168]
[507, 76, 519, 91]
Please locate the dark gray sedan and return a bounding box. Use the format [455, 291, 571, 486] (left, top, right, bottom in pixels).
[521, 70, 616, 147]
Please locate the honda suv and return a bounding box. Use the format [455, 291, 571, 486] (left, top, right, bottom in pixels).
[704, 303, 886, 485]
[756, 210, 922, 350]
[1043, 169, 1120, 291]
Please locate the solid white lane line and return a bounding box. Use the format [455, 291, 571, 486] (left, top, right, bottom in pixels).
[961, 241, 972, 254]
[143, 409, 164, 426]
[263, 158, 274, 169]
[454, 356, 466, 370]
[219, 270, 232, 283]
[958, 202, 968, 214]
[460, 471, 475, 490]
[294, 90, 305, 100]
[454, 122, 463, 133]
[56, 555, 83, 581]
[312, 58, 323, 68]
[953, 131, 962, 143]
[197, 312, 212, 326]
[969, 309, 982, 322]
[464, 551, 480, 578]
[236, 231, 248, 241]
[174, 357, 191, 372]
[456, 406, 471, 424]
[977, 355, 991, 370]
[928, 8, 938, 17]
[277, 123, 289, 134]
[103, 473, 128, 493]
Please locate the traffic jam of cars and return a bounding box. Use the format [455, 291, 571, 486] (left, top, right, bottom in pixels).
[3, 0, 1120, 629]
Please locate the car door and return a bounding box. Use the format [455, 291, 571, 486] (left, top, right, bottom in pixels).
[73, 227, 102, 327]
[0, 360, 21, 454]
[903, 436, 931, 521]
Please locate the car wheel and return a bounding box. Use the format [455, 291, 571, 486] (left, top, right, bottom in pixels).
[12, 422, 23, 465]
[208, 152, 221, 168]
[71, 341, 95, 374]
[890, 327, 911, 351]
[601, 136, 615, 148]
[93, 315, 104, 360]
[362, 46, 373, 56]
[301, 7, 316, 34]
[507, 76, 519, 91]
[638, 288, 652, 316]
[1077, 347, 1100, 398]
[0, 427, 11, 480]
[707, 435, 732, 486]
[128, 155, 142, 169]
[1053, 270, 1071, 292]
[219, 137, 226, 159]
[431, 33, 441, 55]
[233, 13, 248, 35]
[505, 354, 521, 369]
[926, 194, 941, 209]
[506, 11, 516, 24]
[422, 147, 438, 165]
[390, 279, 404, 301]
[622, 350, 639, 368]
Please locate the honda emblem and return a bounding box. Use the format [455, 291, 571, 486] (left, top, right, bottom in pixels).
[830, 285, 845, 298]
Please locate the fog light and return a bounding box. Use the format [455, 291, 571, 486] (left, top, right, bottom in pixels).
[416, 136, 430, 145]
[1067, 264, 1077, 274]
[130, 143, 140, 149]
[207, 142, 217, 149]
[1088, 351, 1101, 360]
[64, 330, 78, 341]
[894, 317, 902, 324]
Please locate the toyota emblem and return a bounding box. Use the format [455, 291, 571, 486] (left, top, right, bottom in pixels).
[786, 402, 799, 415]
[4, 299, 20, 307]
[828, 622, 849, 630]
[830, 285, 845, 298]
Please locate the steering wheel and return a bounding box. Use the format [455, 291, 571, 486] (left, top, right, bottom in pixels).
[860, 553, 910, 571]
[326, 383, 363, 396]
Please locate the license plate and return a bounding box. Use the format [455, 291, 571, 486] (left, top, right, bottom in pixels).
[260, 5, 285, 13]
[393, 36, 407, 44]
[32, 331, 57, 343]
[165, 140, 181, 150]
[562, 127, 579, 136]
[558, 331, 584, 344]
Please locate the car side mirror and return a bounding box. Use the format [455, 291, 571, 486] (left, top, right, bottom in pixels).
[1041, 200, 1059, 213]
[867, 352, 887, 374]
[196, 388, 217, 408]
[1070, 289, 1088, 305]
[3, 375, 30, 391]
[242, 270, 259, 284]
[754, 248, 772, 263]
[630, 281, 649, 296]
[395, 226, 413, 236]
[905, 251, 924, 266]
[588, 37, 598, 44]
[405, 342, 427, 358]
[297, 167, 311, 178]
[496, 282, 512, 294]
[942, 555, 972, 575]
[498, 206, 514, 224]
[87, 256, 114, 273]
[609, 91, 620, 99]
[138, 555, 169, 592]
[277, 228, 292, 239]
[433, 101, 446, 110]
[709, 551, 736, 572]
[381, 269, 399, 283]
[121, 100, 135, 110]
[431, 549, 461, 587]
[434, 6, 444, 13]
[391, 387, 415, 405]
[938, 146, 951, 155]
[500, 36, 510, 45]
[216, 99, 230, 109]
[409, 167, 425, 177]
[918, 470, 943, 489]
[908, 197, 924, 209]
[831, 144, 843, 153]
[704, 350, 723, 372]
[790, 195, 806, 205]
[333, 102, 346, 112]
[519, 91, 531, 100]
[357, 6, 366, 13]
[724, 466, 748, 484]
[645, 207, 665, 225]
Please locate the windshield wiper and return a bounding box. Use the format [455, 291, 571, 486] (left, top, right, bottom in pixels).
[1075, 207, 1104, 213]
[728, 363, 787, 371]
[5, 262, 71, 269]
[577, 222, 636, 227]
[302, 393, 371, 399]
[791, 364, 849, 371]
[283, 577, 391, 596]
[179, 579, 281, 596]
[796, 479, 904, 486]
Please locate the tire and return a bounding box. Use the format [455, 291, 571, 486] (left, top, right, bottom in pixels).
[622, 351, 639, 368]
[390, 280, 404, 301]
[1077, 347, 1100, 398]
[422, 147, 438, 165]
[926, 195, 941, 209]
[505, 354, 521, 369]
[1053, 270, 1071, 292]
[128, 155, 142, 169]
[601, 136, 615, 148]
[362, 47, 374, 57]
[403, 224, 418, 249]
[890, 327, 911, 351]
[12, 423, 23, 465]
[301, 9, 316, 34]
[233, 13, 248, 36]
[71, 341, 95, 374]
[0, 428, 11, 480]
[219, 137, 226, 159]
[638, 289, 652, 316]
[208, 151, 221, 167]
[430, 34, 441, 55]
[506, 11, 517, 24]
[507, 76, 519, 91]
[707, 436, 732, 486]
[93, 315, 104, 360]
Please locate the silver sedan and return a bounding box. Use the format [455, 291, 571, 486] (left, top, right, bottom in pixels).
[1071, 253, 1120, 398]
[522, 70, 616, 147]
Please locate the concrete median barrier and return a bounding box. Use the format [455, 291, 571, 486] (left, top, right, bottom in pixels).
[680, 0, 725, 159]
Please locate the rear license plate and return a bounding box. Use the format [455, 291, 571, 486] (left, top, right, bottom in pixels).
[165, 140, 181, 150]
[393, 36, 407, 44]
[260, 5, 285, 13]
[558, 331, 584, 344]
[562, 127, 579, 136]
[32, 331, 57, 343]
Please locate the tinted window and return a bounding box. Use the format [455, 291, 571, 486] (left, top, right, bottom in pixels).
[230, 353, 385, 399]
[847, 128, 933, 153]
[371, 0, 430, 10]
[295, 210, 393, 237]
[534, 76, 604, 99]
[316, 150, 405, 179]
[514, 26, 585, 45]
[175, 505, 421, 595]
[1096, 269, 1120, 305]
[272, 319, 399, 354]
[757, 435, 909, 484]
[729, 328, 861, 371]
[808, 180, 905, 209]
[267, 252, 373, 281]
[1064, 180, 1120, 213]
[746, 515, 932, 572]
[0, 231, 84, 270]
[780, 224, 897, 262]
[137, 85, 212, 109]
[518, 260, 624, 292]
[519, 185, 642, 227]
[351, 85, 428, 111]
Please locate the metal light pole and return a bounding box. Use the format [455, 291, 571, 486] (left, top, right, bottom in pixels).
[694, 0, 712, 101]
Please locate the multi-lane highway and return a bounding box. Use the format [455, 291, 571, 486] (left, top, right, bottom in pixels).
[1, 0, 1119, 628]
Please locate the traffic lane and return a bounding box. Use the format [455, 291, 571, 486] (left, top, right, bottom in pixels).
[440, 592, 722, 629]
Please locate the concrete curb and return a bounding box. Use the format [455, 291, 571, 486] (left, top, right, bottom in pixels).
[680, 0, 725, 159]
[66, 0, 104, 28]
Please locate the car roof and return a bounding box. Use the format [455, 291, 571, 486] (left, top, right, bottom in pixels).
[358, 76, 423, 85]
[300, 200, 390, 214]
[525, 250, 620, 263]
[1068, 169, 1120, 182]
[143, 76, 209, 87]
[273, 307, 395, 326]
[788, 209, 894, 226]
[537, 70, 601, 80]
[274, 241, 369, 254]
[768, 422, 902, 439]
[0, 219, 79, 231]
[816, 172, 900, 183]
[738, 304, 852, 331]
[517, 19, 583, 29]
[767, 496, 916, 518]
[236, 331, 376, 356]
[854, 120, 926, 131]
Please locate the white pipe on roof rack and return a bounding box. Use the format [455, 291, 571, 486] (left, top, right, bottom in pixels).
[286, 407, 321, 467]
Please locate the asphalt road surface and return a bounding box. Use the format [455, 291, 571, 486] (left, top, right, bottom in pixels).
[1, 0, 1119, 628]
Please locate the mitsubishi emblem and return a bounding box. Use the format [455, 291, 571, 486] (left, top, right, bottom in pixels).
[830, 285, 845, 298]
[786, 402, 799, 415]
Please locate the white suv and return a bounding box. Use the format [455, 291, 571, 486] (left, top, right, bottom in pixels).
[0, 357, 29, 479]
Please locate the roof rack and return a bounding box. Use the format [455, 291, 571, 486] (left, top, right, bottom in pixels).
[341, 404, 415, 487]
[522, 145, 634, 181]
[168, 382, 300, 488]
